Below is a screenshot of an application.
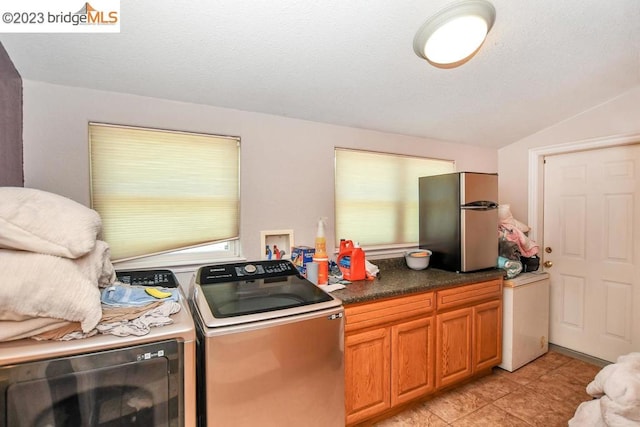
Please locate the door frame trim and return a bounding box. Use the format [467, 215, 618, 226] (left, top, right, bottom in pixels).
[527, 132, 640, 248]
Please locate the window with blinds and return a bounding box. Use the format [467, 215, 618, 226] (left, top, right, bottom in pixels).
[334, 148, 455, 248]
[89, 123, 240, 261]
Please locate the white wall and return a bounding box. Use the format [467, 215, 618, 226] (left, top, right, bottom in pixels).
[498, 85, 640, 224]
[22, 80, 498, 262]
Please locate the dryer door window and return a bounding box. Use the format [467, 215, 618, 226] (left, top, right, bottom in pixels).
[1, 340, 181, 427]
[7, 357, 168, 427]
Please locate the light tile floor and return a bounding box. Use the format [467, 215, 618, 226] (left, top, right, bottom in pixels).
[372, 350, 605, 427]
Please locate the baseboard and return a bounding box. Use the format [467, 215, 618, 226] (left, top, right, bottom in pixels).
[549, 343, 610, 368]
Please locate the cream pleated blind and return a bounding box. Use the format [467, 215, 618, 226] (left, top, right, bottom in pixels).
[335, 148, 454, 247]
[89, 123, 240, 261]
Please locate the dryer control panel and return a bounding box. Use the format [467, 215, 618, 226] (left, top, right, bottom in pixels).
[115, 269, 179, 288]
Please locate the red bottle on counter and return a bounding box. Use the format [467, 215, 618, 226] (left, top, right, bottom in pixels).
[337, 239, 366, 281]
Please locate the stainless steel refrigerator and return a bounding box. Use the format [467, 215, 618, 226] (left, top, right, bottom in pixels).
[419, 172, 498, 272]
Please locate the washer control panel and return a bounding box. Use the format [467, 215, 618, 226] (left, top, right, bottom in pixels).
[197, 260, 298, 284]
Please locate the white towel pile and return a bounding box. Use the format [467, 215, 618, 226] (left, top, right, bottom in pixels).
[569, 352, 640, 426]
[0, 187, 116, 338]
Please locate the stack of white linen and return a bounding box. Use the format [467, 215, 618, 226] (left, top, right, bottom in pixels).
[569, 352, 640, 426]
[0, 187, 116, 340]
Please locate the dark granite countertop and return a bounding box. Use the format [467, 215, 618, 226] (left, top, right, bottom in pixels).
[330, 257, 505, 305]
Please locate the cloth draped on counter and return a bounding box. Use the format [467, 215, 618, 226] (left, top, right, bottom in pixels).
[32, 301, 181, 341]
[497, 204, 539, 279]
[499, 225, 539, 258]
[498, 204, 540, 259]
[101, 283, 180, 307]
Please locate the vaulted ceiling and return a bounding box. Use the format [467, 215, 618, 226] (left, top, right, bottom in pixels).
[2, 0, 639, 148]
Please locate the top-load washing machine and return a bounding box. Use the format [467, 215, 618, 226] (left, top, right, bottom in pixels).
[190, 259, 345, 427]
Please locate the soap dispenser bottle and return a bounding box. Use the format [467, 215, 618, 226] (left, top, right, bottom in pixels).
[312, 218, 329, 285]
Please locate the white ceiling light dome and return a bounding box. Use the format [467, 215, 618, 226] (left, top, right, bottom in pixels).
[413, 0, 496, 68]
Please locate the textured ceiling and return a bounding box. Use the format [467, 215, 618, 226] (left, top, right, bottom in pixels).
[1, 0, 639, 148]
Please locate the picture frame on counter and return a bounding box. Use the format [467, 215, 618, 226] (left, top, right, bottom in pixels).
[260, 229, 294, 260]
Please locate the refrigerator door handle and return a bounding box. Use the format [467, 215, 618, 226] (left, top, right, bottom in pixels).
[461, 201, 498, 210]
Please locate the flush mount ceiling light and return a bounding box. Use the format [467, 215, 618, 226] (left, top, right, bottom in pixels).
[413, 0, 496, 68]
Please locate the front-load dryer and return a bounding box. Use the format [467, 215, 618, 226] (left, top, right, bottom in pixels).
[0, 269, 196, 427]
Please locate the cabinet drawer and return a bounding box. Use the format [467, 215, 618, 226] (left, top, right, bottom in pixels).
[436, 279, 502, 311]
[345, 292, 434, 333]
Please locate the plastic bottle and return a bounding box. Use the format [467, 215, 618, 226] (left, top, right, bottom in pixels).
[314, 218, 327, 258]
[312, 218, 329, 285]
[350, 242, 366, 280]
[337, 239, 366, 281]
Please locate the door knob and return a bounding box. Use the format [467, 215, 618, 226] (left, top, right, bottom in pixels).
[543, 261, 553, 268]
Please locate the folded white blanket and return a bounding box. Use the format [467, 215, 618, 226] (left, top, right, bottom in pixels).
[74, 240, 115, 287]
[0, 187, 102, 259]
[0, 242, 115, 333]
[0, 316, 73, 342]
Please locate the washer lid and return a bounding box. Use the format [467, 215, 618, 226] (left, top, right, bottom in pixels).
[194, 274, 342, 328]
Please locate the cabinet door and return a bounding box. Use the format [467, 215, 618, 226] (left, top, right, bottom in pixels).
[473, 299, 502, 372]
[391, 316, 435, 406]
[436, 308, 472, 389]
[345, 327, 391, 425]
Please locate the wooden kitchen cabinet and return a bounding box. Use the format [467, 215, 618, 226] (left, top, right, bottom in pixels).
[435, 307, 473, 388]
[435, 279, 502, 389]
[343, 278, 502, 426]
[473, 299, 502, 371]
[344, 292, 434, 425]
[391, 316, 435, 405]
[344, 327, 391, 423]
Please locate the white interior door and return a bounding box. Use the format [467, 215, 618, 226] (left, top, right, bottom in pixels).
[543, 144, 640, 362]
